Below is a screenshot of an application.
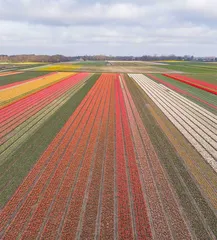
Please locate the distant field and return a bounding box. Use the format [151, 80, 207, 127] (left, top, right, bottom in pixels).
[157, 61, 217, 73]
[37, 64, 82, 71]
[185, 73, 217, 85]
[35, 61, 175, 73]
[0, 63, 47, 72]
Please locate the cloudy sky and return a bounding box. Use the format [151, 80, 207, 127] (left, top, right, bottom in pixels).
[0, 0, 217, 56]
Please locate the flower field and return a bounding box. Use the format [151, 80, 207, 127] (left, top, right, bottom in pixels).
[0, 72, 216, 239]
[37, 64, 82, 71]
[0, 72, 75, 108]
[163, 73, 217, 95]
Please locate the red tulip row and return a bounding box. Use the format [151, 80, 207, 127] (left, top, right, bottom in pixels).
[0, 72, 81, 125]
[43, 75, 110, 240]
[0, 75, 103, 237]
[0, 73, 89, 143]
[115, 78, 134, 239]
[0, 72, 56, 91]
[121, 77, 173, 239]
[99, 75, 115, 239]
[21, 75, 109, 239]
[79, 75, 113, 239]
[147, 74, 217, 110]
[123, 77, 192, 239]
[117, 77, 152, 240]
[163, 73, 217, 95]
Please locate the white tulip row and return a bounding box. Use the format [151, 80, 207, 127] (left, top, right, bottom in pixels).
[129, 74, 217, 173]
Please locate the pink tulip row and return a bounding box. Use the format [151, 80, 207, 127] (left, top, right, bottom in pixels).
[115, 78, 134, 239]
[0, 73, 83, 125]
[0, 73, 89, 145]
[122, 76, 192, 239]
[117, 76, 152, 240]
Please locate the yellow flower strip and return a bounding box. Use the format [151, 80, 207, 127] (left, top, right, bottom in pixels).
[0, 72, 74, 108]
[37, 64, 81, 71]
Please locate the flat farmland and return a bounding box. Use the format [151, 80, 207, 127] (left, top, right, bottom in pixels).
[0, 67, 217, 239]
[34, 61, 177, 73]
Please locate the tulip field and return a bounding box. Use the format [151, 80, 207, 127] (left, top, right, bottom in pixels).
[0, 70, 217, 239]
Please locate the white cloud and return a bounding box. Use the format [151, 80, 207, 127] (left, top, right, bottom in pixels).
[0, 0, 216, 55]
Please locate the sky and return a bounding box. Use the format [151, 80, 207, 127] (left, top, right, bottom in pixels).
[0, 0, 217, 56]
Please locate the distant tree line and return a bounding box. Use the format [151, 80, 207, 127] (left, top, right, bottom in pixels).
[0, 54, 216, 63]
[0, 54, 76, 63]
[80, 55, 217, 62]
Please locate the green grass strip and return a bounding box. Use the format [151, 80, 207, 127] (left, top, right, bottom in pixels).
[158, 63, 217, 73]
[0, 71, 51, 87]
[0, 74, 100, 207]
[185, 73, 217, 85]
[125, 75, 217, 239]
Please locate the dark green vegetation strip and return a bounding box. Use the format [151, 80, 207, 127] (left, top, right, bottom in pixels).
[125, 75, 217, 239]
[151, 73, 217, 113]
[158, 62, 217, 73]
[0, 74, 100, 207]
[0, 71, 50, 87]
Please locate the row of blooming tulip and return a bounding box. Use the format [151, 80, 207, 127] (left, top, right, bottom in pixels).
[21, 75, 109, 239]
[163, 73, 217, 95]
[0, 74, 108, 239]
[0, 73, 90, 166]
[121, 76, 191, 239]
[0, 73, 88, 137]
[129, 74, 217, 173]
[147, 74, 217, 111]
[0, 73, 78, 124]
[0, 72, 56, 91]
[125, 74, 217, 239]
[72, 75, 113, 239]
[115, 78, 134, 239]
[117, 77, 152, 240]
[99, 76, 115, 239]
[0, 72, 74, 107]
[4, 72, 215, 239]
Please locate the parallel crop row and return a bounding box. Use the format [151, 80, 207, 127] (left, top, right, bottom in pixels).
[0, 74, 102, 230]
[0, 74, 113, 239]
[163, 73, 217, 95]
[125, 74, 217, 239]
[129, 74, 217, 172]
[122, 76, 191, 239]
[147, 74, 217, 111]
[0, 72, 74, 107]
[0, 74, 89, 166]
[118, 77, 152, 240]
[22, 75, 108, 240]
[0, 72, 55, 91]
